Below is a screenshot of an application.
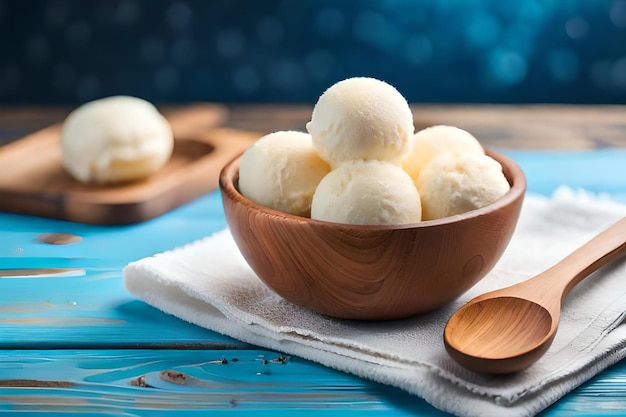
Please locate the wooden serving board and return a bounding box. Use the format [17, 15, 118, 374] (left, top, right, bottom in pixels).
[0, 104, 260, 225]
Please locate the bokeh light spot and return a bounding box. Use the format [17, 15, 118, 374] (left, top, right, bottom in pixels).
[610, 0, 626, 27]
[565, 17, 589, 39]
[466, 13, 501, 48]
[353, 11, 388, 46]
[590, 60, 613, 90]
[611, 57, 626, 88]
[216, 29, 246, 58]
[487, 49, 528, 86]
[547, 48, 580, 82]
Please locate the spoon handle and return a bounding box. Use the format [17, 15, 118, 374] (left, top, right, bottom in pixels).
[535, 217, 626, 304]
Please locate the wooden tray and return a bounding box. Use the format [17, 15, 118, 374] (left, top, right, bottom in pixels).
[0, 104, 260, 225]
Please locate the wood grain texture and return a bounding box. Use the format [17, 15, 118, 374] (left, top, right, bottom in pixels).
[444, 217, 626, 374]
[0, 105, 260, 224]
[220, 149, 526, 320]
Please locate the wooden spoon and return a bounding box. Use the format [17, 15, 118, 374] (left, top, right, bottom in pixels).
[444, 217, 626, 374]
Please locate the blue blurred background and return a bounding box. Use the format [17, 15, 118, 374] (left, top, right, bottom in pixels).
[1, 0, 625, 105]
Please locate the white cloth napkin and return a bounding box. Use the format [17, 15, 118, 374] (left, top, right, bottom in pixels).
[123, 187, 626, 417]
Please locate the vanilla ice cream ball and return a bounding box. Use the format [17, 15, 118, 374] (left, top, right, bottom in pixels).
[403, 125, 484, 181]
[311, 160, 421, 225]
[61, 96, 173, 184]
[306, 77, 414, 167]
[239, 131, 331, 217]
[416, 153, 510, 221]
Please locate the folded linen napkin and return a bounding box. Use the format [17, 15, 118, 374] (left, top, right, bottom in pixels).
[124, 187, 626, 417]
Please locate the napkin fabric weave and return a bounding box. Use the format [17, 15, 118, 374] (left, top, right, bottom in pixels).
[124, 187, 626, 417]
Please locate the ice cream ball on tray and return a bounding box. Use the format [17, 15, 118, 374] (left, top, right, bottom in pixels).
[61, 95, 173, 184]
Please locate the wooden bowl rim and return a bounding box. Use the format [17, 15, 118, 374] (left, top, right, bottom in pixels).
[219, 148, 526, 230]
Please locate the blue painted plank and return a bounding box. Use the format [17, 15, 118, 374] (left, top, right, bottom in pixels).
[543, 361, 626, 415]
[0, 349, 448, 416]
[0, 192, 243, 348]
[0, 349, 624, 416]
[0, 269, 244, 349]
[0, 192, 228, 263]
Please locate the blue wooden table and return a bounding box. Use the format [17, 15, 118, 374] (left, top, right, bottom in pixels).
[1, 105, 626, 416]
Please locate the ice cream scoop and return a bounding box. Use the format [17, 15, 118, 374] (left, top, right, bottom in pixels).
[306, 77, 414, 167]
[403, 125, 485, 182]
[238, 130, 330, 217]
[61, 95, 173, 184]
[416, 153, 510, 221]
[311, 159, 421, 225]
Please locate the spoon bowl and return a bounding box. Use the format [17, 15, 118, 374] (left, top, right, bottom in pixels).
[445, 297, 554, 374]
[444, 217, 626, 374]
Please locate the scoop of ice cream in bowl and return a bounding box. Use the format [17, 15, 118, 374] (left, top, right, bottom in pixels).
[219, 77, 526, 320]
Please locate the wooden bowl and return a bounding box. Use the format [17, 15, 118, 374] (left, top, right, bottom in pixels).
[219, 149, 526, 320]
